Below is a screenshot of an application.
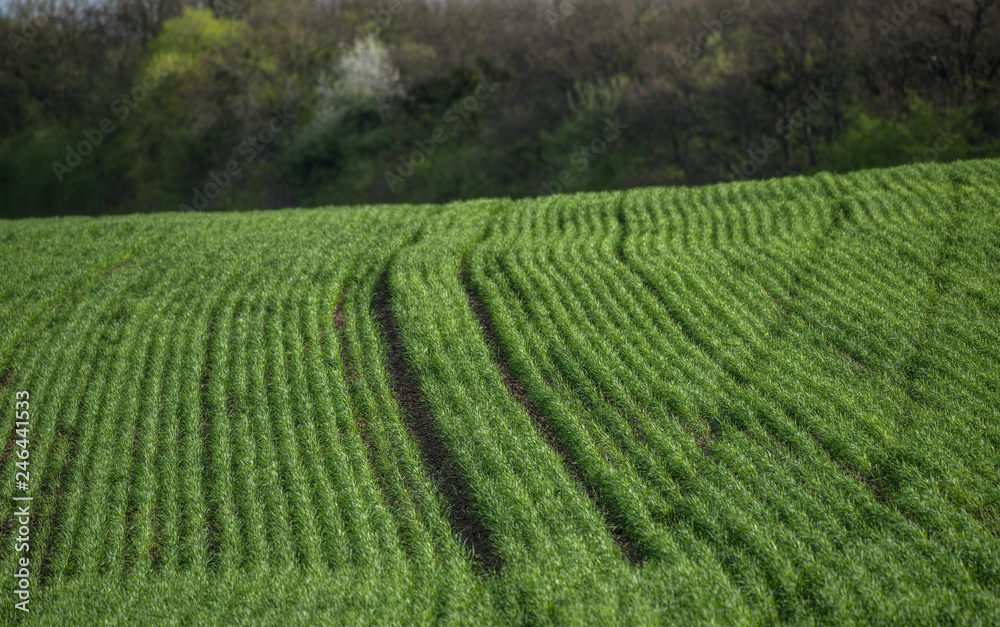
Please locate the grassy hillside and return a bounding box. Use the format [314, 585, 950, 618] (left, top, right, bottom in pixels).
[1, 159, 998, 624]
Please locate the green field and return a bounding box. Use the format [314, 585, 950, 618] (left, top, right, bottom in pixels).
[1, 159, 998, 624]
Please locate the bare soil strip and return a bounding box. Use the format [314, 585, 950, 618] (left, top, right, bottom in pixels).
[461, 272, 643, 565]
[372, 274, 501, 575]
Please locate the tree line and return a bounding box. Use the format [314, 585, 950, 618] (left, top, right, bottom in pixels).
[2, 0, 998, 217]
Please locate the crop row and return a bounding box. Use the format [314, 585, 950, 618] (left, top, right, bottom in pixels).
[0, 161, 996, 623]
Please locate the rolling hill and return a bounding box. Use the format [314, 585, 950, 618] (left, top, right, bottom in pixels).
[1, 159, 998, 624]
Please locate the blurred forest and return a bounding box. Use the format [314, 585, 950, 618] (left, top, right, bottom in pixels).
[1, 0, 998, 217]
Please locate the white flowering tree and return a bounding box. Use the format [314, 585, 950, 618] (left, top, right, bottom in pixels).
[312, 35, 405, 126]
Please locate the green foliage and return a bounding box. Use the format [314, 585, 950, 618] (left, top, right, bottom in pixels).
[282, 99, 392, 187]
[113, 8, 261, 211]
[533, 76, 632, 194]
[3, 0, 1000, 218]
[822, 97, 976, 172]
[143, 7, 253, 76]
[0, 128, 107, 218]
